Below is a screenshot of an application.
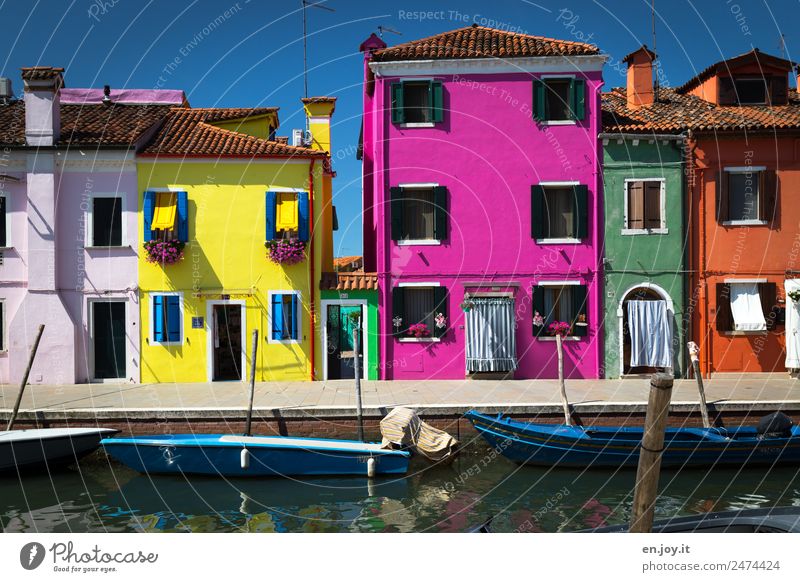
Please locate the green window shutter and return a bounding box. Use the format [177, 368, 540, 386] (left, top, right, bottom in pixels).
[574, 185, 589, 240]
[532, 285, 545, 336]
[571, 78, 586, 121]
[392, 287, 406, 337]
[433, 186, 448, 241]
[431, 80, 444, 123]
[391, 82, 404, 124]
[433, 286, 448, 338]
[531, 185, 545, 239]
[390, 187, 403, 241]
[571, 285, 588, 337]
[532, 80, 545, 121]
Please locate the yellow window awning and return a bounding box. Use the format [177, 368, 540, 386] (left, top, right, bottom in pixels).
[276, 193, 298, 231]
[151, 192, 177, 230]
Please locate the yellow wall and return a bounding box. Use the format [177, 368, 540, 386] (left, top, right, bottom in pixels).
[210, 114, 276, 140]
[137, 159, 327, 383]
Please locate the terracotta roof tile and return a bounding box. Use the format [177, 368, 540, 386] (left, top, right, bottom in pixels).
[320, 272, 378, 291]
[602, 87, 800, 134]
[371, 24, 599, 62]
[20, 66, 64, 81]
[141, 107, 327, 158]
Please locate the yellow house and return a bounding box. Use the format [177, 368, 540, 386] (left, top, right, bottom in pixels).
[137, 100, 336, 382]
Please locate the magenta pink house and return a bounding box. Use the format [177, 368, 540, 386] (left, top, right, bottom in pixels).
[360, 26, 606, 380]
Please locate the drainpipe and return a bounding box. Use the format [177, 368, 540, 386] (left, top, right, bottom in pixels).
[308, 159, 317, 380]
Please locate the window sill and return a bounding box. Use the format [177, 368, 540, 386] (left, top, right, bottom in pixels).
[535, 238, 582, 245]
[152, 341, 183, 346]
[722, 220, 768, 226]
[399, 122, 436, 128]
[537, 336, 583, 341]
[723, 330, 768, 336]
[540, 120, 577, 126]
[85, 245, 131, 250]
[0, 246, 13, 251]
[398, 337, 441, 343]
[268, 339, 300, 345]
[396, 239, 442, 246]
[621, 228, 668, 235]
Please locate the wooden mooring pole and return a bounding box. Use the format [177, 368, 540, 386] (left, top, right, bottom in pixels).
[687, 341, 711, 429]
[6, 324, 45, 431]
[556, 334, 571, 426]
[353, 315, 364, 442]
[244, 329, 258, 437]
[629, 372, 674, 533]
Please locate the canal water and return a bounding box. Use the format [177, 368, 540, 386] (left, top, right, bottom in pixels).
[3, 449, 800, 533]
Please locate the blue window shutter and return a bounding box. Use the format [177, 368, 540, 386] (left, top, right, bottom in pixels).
[176, 191, 189, 242]
[291, 294, 299, 340]
[166, 296, 181, 342]
[265, 191, 277, 241]
[272, 294, 283, 340]
[297, 191, 310, 242]
[143, 191, 155, 241]
[153, 295, 165, 342]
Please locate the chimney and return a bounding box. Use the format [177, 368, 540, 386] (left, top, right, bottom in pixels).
[301, 96, 336, 152]
[21, 66, 64, 146]
[623, 46, 656, 109]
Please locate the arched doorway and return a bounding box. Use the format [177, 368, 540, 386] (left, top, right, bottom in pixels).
[617, 283, 674, 376]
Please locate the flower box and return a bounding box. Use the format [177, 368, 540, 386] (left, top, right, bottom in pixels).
[143, 240, 185, 265]
[265, 239, 306, 265]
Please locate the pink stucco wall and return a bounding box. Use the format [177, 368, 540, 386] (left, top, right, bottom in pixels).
[363, 56, 604, 380]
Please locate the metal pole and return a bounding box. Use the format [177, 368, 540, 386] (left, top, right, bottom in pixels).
[7, 324, 45, 431]
[302, 0, 308, 99]
[687, 341, 711, 429]
[244, 329, 259, 437]
[556, 334, 571, 425]
[353, 315, 364, 442]
[630, 373, 674, 533]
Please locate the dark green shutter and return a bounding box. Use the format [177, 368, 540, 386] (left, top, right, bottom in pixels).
[571, 78, 586, 121]
[433, 186, 448, 241]
[532, 285, 545, 336]
[531, 185, 545, 239]
[574, 185, 589, 239]
[392, 287, 406, 337]
[433, 286, 448, 338]
[571, 285, 588, 337]
[716, 283, 732, 332]
[431, 80, 444, 123]
[390, 187, 403, 241]
[532, 80, 545, 121]
[391, 82, 404, 124]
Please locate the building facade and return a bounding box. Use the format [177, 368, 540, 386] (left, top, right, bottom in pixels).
[361, 26, 606, 380]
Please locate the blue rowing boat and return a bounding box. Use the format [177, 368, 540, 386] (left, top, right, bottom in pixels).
[465, 410, 800, 469]
[101, 434, 410, 477]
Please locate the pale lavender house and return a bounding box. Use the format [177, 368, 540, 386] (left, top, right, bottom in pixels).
[0, 67, 182, 384]
[360, 26, 606, 380]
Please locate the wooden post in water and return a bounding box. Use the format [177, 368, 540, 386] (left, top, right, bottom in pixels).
[244, 329, 259, 437]
[630, 373, 674, 533]
[353, 315, 364, 442]
[6, 324, 45, 431]
[556, 333, 571, 426]
[687, 341, 711, 429]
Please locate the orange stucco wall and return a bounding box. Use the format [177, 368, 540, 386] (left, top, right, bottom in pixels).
[690, 135, 800, 373]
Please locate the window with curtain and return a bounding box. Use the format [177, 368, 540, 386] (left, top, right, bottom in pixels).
[276, 192, 299, 237]
[403, 287, 436, 330]
[403, 82, 431, 123]
[543, 286, 574, 324]
[543, 187, 575, 238]
[532, 283, 588, 337]
[400, 188, 435, 240]
[728, 172, 759, 222]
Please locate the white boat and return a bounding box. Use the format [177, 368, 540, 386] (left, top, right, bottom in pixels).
[0, 428, 119, 473]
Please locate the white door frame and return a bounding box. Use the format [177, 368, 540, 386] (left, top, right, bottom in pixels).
[321, 299, 368, 381]
[616, 282, 674, 377]
[206, 300, 247, 382]
[88, 297, 129, 383]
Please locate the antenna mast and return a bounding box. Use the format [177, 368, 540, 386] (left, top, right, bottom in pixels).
[301, 0, 335, 99]
[652, 0, 658, 101]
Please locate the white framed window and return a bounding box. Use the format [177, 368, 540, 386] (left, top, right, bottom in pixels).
[149, 292, 183, 345]
[720, 166, 772, 225]
[87, 193, 125, 247]
[390, 184, 447, 244]
[268, 290, 301, 344]
[622, 178, 667, 234]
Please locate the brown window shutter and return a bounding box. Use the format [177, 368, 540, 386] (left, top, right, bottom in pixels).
[716, 283, 732, 332]
[627, 181, 644, 229]
[644, 181, 662, 229]
[761, 170, 778, 224]
[770, 75, 788, 105]
[759, 282, 778, 330]
[719, 76, 736, 105]
[717, 171, 729, 223]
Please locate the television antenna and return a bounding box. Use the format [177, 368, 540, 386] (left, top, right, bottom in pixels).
[377, 25, 402, 38]
[302, 0, 335, 98]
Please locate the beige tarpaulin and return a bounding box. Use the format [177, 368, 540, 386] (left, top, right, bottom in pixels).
[380, 407, 458, 462]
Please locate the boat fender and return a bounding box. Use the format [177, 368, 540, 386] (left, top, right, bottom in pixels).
[241, 447, 250, 470]
[367, 456, 376, 478]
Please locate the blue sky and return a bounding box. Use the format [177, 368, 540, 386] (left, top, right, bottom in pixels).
[1, 0, 797, 256]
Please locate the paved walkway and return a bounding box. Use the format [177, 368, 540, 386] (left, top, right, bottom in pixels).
[1, 375, 798, 418]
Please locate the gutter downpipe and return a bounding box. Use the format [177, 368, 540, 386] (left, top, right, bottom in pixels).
[309, 159, 317, 380]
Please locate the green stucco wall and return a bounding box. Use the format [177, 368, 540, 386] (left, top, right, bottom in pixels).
[320, 289, 379, 380]
[602, 138, 686, 378]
